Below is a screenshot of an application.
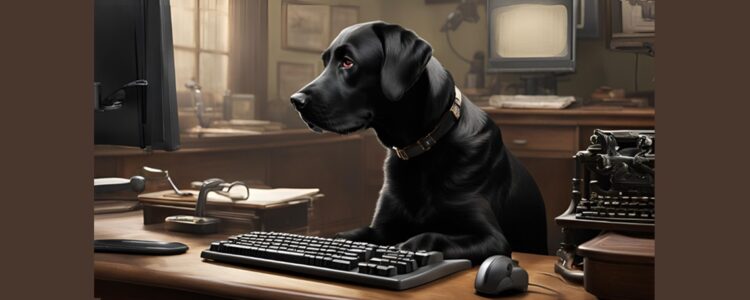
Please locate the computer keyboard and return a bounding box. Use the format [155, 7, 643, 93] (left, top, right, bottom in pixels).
[201, 231, 472, 290]
[576, 194, 655, 223]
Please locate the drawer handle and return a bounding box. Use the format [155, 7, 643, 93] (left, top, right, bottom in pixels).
[512, 139, 528, 145]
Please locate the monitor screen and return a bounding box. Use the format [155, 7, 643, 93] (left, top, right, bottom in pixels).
[492, 4, 569, 58]
[487, 0, 576, 73]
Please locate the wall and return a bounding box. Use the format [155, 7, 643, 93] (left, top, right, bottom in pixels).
[265, 0, 656, 122]
[378, 0, 655, 98]
[266, 0, 383, 103]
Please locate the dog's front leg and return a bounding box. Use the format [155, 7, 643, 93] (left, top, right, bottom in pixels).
[397, 232, 510, 265]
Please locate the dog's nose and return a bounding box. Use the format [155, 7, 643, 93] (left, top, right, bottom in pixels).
[290, 93, 309, 109]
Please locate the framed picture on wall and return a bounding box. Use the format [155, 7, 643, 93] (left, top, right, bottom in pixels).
[282, 1, 331, 52]
[330, 6, 359, 41]
[277, 62, 317, 102]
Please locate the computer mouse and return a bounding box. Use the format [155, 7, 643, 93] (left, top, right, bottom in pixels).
[474, 255, 528, 295]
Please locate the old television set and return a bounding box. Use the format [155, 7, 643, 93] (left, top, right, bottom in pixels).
[487, 0, 577, 94]
[94, 0, 180, 151]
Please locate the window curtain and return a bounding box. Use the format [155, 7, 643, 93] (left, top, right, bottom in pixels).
[228, 0, 267, 118]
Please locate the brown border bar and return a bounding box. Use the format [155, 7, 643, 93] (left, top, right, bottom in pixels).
[658, 1, 750, 299]
[2, 0, 750, 299]
[2, 0, 93, 299]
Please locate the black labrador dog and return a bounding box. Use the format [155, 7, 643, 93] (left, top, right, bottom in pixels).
[290, 21, 547, 264]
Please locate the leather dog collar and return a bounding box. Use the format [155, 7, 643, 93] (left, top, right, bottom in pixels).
[392, 86, 463, 160]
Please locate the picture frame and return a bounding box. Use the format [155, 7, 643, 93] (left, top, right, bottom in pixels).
[277, 62, 317, 101]
[605, 0, 655, 53]
[281, 1, 331, 52]
[330, 6, 359, 42]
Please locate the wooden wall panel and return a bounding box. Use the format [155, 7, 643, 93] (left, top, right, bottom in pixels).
[268, 138, 365, 235]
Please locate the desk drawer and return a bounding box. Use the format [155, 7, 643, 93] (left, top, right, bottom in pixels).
[500, 125, 577, 152]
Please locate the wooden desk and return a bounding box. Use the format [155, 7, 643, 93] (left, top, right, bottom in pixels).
[95, 211, 595, 300]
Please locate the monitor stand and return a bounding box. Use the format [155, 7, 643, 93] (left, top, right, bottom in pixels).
[520, 73, 557, 95]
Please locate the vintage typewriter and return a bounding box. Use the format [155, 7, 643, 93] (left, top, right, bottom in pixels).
[573, 129, 655, 223]
[554, 129, 655, 284]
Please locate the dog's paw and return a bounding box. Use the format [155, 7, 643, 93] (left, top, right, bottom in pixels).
[397, 233, 439, 251]
[333, 231, 354, 240]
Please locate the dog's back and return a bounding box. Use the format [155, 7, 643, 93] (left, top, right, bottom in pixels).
[444, 96, 548, 254]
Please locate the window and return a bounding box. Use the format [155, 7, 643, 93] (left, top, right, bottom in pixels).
[171, 0, 230, 108]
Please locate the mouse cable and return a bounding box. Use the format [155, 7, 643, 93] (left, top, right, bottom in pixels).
[528, 282, 564, 299]
[539, 271, 578, 286]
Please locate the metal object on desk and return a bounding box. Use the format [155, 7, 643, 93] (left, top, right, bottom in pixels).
[574, 129, 655, 223]
[165, 178, 250, 234]
[554, 129, 655, 283]
[142, 166, 192, 197]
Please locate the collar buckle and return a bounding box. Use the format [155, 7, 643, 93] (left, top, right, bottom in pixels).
[418, 135, 436, 150]
[450, 86, 462, 119]
[393, 147, 409, 160]
[450, 104, 461, 119]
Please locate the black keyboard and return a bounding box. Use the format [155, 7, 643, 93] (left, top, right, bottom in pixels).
[201, 231, 471, 290]
[576, 194, 655, 223]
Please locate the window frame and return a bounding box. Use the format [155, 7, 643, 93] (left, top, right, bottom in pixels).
[173, 0, 231, 98]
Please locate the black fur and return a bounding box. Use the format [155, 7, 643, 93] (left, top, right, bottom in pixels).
[291, 21, 547, 265]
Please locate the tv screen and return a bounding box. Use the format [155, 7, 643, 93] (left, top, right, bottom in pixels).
[487, 0, 576, 73]
[492, 4, 569, 58]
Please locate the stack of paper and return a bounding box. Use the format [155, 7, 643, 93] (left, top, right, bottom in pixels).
[489, 95, 576, 109]
[151, 188, 320, 206]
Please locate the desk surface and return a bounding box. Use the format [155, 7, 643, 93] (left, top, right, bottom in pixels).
[94, 211, 594, 300]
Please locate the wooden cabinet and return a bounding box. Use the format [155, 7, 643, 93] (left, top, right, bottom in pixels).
[485, 107, 655, 254]
[501, 125, 578, 155]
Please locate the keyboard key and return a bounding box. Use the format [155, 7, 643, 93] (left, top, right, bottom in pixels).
[414, 251, 443, 267]
[376, 265, 397, 277]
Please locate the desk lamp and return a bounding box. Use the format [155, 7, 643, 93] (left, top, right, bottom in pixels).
[440, 0, 485, 89]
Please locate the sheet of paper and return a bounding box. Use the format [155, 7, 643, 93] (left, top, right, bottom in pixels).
[186, 188, 320, 205]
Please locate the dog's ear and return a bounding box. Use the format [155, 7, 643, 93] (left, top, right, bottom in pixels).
[372, 22, 433, 102]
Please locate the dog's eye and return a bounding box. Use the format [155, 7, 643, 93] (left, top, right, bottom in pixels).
[340, 58, 354, 70]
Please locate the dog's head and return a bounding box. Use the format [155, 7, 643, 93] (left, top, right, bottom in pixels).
[290, 21, 433, 134]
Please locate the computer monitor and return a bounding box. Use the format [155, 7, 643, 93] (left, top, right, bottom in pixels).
[94, 0, 180, 151]
[486, 0, 576, 73]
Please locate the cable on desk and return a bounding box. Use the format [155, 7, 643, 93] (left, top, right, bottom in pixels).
[528, 282, 564, 299]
